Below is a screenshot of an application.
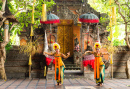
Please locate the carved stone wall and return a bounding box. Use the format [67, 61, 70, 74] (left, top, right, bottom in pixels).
[5, 46, 29, 78]
[57, 6, 78, 24]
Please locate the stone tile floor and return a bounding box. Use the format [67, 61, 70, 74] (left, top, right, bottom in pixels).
[0, 78, 130, 89]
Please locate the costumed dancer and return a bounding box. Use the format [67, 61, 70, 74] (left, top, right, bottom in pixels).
[84, 41, 108, 86]
[44, 42, 70, 85]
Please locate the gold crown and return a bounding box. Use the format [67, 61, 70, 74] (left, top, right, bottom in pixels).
[94, 41, 101, 49]
[53, 42, 60, 50]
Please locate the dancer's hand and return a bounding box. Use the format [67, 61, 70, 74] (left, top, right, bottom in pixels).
[43, 52, 46, 55]
[108, 53, 110, 55]
[85, 51, 88, 54]
[67, 52, 70, 56]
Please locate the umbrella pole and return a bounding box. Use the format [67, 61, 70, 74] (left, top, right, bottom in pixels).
[50, 24, 51, 51]
[87, 25, 89, 47]
[29, 36, 32, 79]
[97, 24, 99, 42]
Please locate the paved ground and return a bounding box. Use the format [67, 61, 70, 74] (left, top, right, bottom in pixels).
[0, 78, 130, 89]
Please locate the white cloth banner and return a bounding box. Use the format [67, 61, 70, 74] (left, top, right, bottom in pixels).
[84, 54, 95, 60]
[44, 30, 49, 57]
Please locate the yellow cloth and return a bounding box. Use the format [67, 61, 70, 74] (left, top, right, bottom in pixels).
[94, 53, 104, 79]
[54, 53, 64, 80]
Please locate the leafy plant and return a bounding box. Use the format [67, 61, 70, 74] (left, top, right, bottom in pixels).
[88, 0, 130, 46]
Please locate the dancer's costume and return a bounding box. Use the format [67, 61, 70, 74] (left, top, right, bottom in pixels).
[94, 42, 105, 84]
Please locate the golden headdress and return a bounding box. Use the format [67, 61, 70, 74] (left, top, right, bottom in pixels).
[53, 42, 60, 50]
[94, 41, 101, 49]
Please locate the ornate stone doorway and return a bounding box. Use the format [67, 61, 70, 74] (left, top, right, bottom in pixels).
[57, 19, 73, 57]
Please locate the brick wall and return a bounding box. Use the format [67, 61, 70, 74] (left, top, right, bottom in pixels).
[112, 48, 130, 79]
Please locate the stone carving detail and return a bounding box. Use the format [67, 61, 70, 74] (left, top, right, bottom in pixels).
[74, 52, 82, 65]
[74, 38, 81, 65]
[75, 4, 100, 19]
[57, 6, 78, 24]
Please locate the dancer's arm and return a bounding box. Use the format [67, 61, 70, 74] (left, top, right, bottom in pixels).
[44, 52, 55, 56]
[102, 52, 110, 55]
[62, 52, 70, 59]
[83, 51, 94, 56]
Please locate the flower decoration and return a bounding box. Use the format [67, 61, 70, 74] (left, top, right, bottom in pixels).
[48, 40, 54, 43]
[94, 41, 101, 49]
[86, 41, 90, 44]
[53, 42, 60, 50]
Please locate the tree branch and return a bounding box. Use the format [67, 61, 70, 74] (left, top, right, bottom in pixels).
[114, 0, 127, 22]
[10, 23, 17, 31]
[0, 17, 6, 28]
[14, 8, 26, 16]
[7, 23, 17, 43]
[121, 4, 130, 10]
[0, 10, 5, 18]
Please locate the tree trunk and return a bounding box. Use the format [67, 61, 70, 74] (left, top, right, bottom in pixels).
[0, 42, 7, 80]
[125, 23, 130, 49]
[2, 0, 6, 12]
[0, 20, 9, 80]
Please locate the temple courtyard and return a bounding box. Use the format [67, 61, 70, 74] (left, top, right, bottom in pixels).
[0, 78, 130, 89]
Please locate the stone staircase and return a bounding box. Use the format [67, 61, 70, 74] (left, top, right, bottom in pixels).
[46, 59, 84, 79]
[64, 61, 83, 79]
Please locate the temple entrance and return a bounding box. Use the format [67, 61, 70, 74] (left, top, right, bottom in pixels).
[57, 20, 73, 57]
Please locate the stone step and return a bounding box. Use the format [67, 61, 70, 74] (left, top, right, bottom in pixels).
[31, 70, 45, 78]
[65, 64, 81, 67]
[65, 67, 81, 70]
[5, 66, 28, 73]
[6, 50, 29, 61]
[6, 73, 27, 78]
[63, 62, 73, 64]
[64, 75, 84, 79]
[5, 61, 28, 66]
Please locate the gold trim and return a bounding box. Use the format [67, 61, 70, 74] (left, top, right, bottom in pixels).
[4, 20, 9, 25]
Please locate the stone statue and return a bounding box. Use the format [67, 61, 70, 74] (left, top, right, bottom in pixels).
[74, 38, 81, 65]
[74, 38, 80, 52]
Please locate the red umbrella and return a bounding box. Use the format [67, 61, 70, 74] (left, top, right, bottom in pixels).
[79, 12, 100, 46]
[40, 12, 60, 50]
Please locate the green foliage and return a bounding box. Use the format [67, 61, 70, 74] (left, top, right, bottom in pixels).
[10, 0, 56, 29]
[0, 0, 55, 49]
[88, 0, 129, 46]
[113, 39, 126, 46]
[5, 41, 13, 52]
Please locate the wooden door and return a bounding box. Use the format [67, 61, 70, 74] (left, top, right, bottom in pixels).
[57, 20, 73, 56]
